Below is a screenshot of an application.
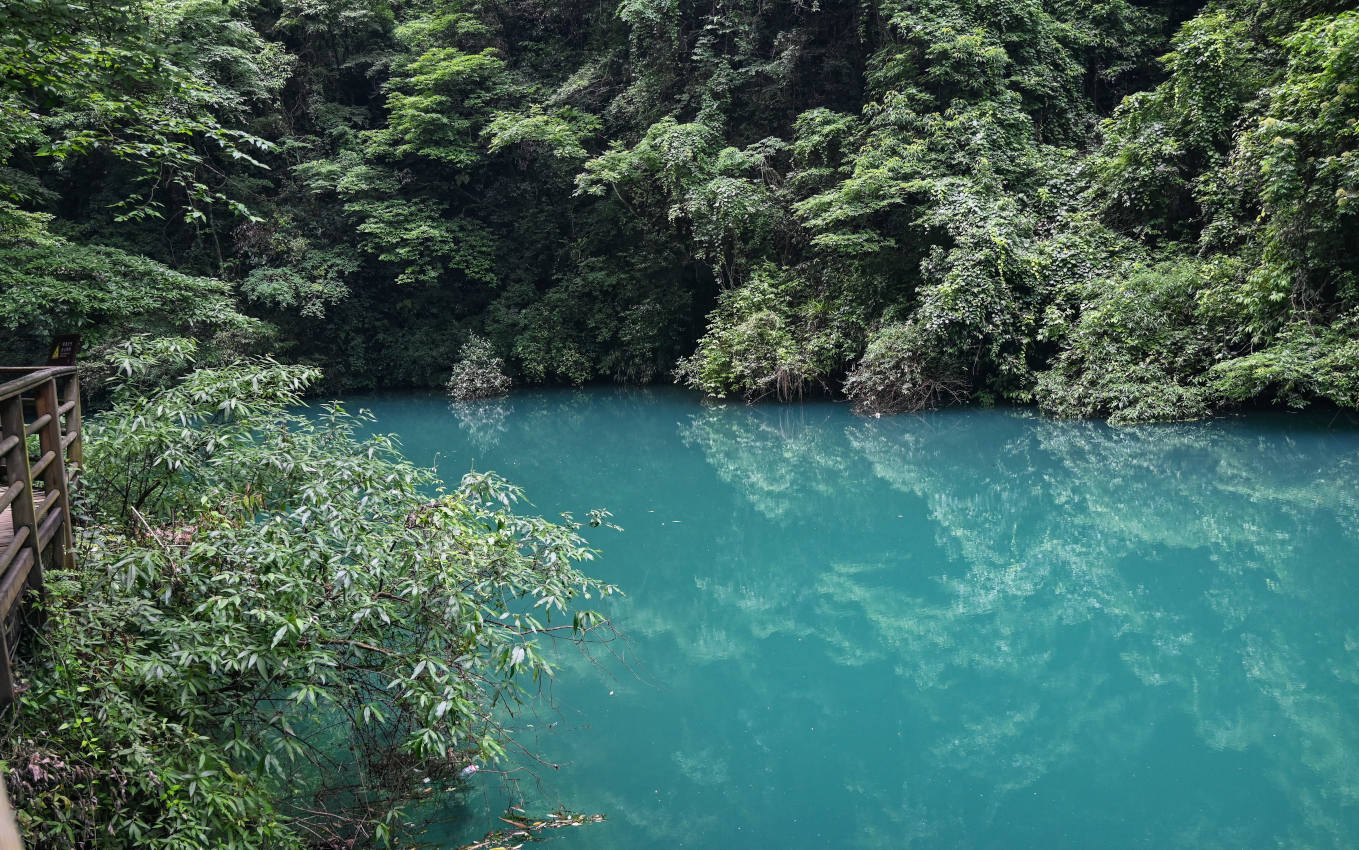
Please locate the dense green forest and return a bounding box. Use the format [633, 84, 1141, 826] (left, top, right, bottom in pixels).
[3, 0, 1357, 420]
[1, 0, 1358, 844]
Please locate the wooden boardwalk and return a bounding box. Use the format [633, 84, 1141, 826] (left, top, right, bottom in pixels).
[0, 365, 81, 704]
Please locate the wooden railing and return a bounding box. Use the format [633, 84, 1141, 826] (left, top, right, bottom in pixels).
[0, 366, 80, 704]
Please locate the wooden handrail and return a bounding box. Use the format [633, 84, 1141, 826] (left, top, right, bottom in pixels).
[29, 451, 55, 480]
[37, 509, 62, 548]
[24, 413, 51, 437]
[0, 481, 24, 514]
[0, 366, 74, 402]
[0, 549, 34, 635]
[0, 361, 81, 705]
[0, 528, 28, 575]
[34, 490, 58, 522]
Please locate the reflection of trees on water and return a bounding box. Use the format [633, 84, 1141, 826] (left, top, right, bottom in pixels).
[449, 398, 513, 451]
[424, 393, 1359, 848]
[673, 407, 1359, 846]
[679, 404, 862, 524]
[450, 388, 625, 453]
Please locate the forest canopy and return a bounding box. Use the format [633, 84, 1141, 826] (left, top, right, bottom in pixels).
[2, 0, 1356, 420]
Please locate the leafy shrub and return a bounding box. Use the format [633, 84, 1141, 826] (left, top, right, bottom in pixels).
[6, 362, 617, 847]
[842, 322, 970, 414]
[0, 232, 265, 368]
[446, 334, 512, 400]
[1035, 260, 1222, 423]
[675, 265, 863, 401]
[1208, 315, 1359, 409]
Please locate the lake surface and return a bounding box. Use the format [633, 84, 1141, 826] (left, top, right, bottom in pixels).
[345, 387, 1359, 849]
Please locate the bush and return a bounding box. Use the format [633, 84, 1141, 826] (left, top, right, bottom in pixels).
[1035, 260, 1223, 424]
[675, 265, 863, 401]
[7, 361, 617, 848]
[1208, 315, 1359, 409]
[446, 334, 512, 400]
[842, 323, 970, 414]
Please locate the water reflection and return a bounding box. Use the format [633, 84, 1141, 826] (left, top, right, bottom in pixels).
[364, 389, 1359, 848]
[449, 398, 513, 451]
[679, 404, 1359, 847]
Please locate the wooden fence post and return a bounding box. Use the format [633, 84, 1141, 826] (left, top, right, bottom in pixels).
[60, 373, 82, 471]
[33, 377, 69, 577]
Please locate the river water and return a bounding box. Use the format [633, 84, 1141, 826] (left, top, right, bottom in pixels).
[345, 387, 1359, 849]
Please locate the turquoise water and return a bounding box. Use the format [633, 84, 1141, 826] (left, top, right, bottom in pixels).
[348, 387, 1359, 848]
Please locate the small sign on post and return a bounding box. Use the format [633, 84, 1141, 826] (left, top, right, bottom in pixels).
[46, 335, 80, 367]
